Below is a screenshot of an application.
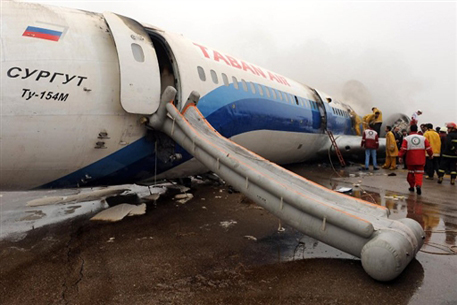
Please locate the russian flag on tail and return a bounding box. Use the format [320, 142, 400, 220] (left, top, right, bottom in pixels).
[23, 26, 63, 42]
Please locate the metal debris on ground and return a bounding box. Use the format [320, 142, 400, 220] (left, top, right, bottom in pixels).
[244, 235, 257, 241]
[220, 220, 237, 229]
[90, 203, 146, 222]
[143, 194, 160, 201]
[336, 187, 352, 193]
[174, 193, 193, 204]
[27, 188, 129, 207]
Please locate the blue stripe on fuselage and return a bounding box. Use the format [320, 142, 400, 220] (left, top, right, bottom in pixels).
[39, 82, 352, 188]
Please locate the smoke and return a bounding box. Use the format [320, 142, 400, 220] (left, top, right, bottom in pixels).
[229, 35, 428, 121]
[341, 80, 373, 115]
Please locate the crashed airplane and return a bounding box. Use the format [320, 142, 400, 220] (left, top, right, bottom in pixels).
[1, 1, 422, 281]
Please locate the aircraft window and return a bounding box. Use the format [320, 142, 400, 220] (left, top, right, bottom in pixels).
[198, 66, 206, 81]
[210, 70, 218, 84]
[271, 88, 277, 99]
[241, 79, 248, 92]
[277, 90, 283, 101]
[131, 43, 145, 62]
[294, 96, 299, 106]
[258, 84, 264, 96]
[222, 73, 229, 86]
[232, 76, 239, 89]
[283, 92, 289, 102]
[250, 82, 256, 94]
[264, 86, 270, 98]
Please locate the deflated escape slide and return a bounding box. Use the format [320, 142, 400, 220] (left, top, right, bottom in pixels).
[149, 87, 425, 281]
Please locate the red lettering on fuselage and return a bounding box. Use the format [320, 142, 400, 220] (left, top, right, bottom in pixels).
[213, 51, 230, 66]
[251, 66, 266, 78]
[268, 71, 280, 83]
[226, 55, 241, 69]
[193, 42, 290, 87]
[241, 61, 256, 75]
[193, 43, 210, 58]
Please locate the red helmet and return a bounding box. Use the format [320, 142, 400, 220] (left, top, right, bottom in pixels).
[446, 122, 457, 129]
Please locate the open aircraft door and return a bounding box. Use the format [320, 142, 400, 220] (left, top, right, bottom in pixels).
[311, 89, 328, 132]
[103, 12, 161, 115]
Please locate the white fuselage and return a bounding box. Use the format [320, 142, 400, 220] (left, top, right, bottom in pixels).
[1, 2, 360, 190]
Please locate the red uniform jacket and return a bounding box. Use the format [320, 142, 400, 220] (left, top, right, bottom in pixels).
[399, 132, 433, 166]
[361, 129, 379, 149]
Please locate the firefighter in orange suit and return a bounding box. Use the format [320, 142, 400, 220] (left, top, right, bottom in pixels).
[399, 124, 433, 195]
[382, 126, 398, 170]
[348, 108, 362, 136]
[423, 123, 441, 179]
[362, 113, 374, 130]
[371, 107, 383, 135]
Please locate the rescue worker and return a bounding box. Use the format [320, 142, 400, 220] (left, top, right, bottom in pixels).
[394, 126, 403, 150]
[437, 122, 457, 185]
[382, 126, 398, 170]
[348, 108, 362, 136]
[394, 126, 403, 168]
[423, 123, 441, 179]
[419, 124, 426, 135]
[410, 110, 422, 126]
[399, 124, 433, 195]
[401, 129, 408, 169]
[439, 126, 447, 157]
[361, 124, 379, 170]
[371, 107, 383, 135]
[362, 112, 375, 130]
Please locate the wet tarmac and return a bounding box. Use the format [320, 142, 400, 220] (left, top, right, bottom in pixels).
[0, 164, 456, 304]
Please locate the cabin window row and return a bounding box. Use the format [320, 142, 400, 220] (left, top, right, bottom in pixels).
[332, 107, 350, 118]
[197, 66, 320, 110]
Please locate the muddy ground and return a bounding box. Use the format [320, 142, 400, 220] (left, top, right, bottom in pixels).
[0, 169, 427, 305]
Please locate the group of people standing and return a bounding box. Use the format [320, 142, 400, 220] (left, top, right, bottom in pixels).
[360, 107, 457, 195]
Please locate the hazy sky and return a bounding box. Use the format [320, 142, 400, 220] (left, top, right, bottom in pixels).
[15, 0, 457, 126]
